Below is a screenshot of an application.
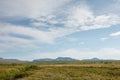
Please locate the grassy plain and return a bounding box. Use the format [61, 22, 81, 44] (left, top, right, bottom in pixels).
[0, 61, 120, 80]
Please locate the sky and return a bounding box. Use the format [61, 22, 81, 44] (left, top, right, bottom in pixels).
[0, 0, 120, 61]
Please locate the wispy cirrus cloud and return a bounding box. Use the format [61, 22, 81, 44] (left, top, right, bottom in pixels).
[65, 4, 120, 30]
[110, 31, 120, 37]
[101, 31, 120, 41]
[0, 22, 78, 52]
[100, 37, 109, 41]
[0, 0, 70, 19]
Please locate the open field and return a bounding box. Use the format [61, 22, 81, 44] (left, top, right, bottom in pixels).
[0, 61, 120, 80]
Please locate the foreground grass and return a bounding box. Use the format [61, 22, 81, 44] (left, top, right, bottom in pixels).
[19, 66, 120, 80]
[0, 61, 120, 80]
[0, 63, 38, 80]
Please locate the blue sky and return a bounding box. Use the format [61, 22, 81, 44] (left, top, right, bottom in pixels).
[0, 0, 120, 60]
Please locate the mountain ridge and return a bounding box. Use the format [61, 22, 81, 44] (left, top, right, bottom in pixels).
[33, 57, 77, 62]
[0, 57, 118, 62]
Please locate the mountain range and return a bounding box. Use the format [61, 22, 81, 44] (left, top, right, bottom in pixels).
[33, 57, 77, 62]
[0, 58, 24, 63]
[0, 57, 115, 62]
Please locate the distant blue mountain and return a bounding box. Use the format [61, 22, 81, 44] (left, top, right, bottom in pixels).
[0, 58, 22, 62]
[33, 58, 54, 62]
[83, 58, 101, 61]
[33, 57, 77, 62]
[0, 58, 28, 63]
[0, 58, 3, 60]
[0, 57, 117, 62]
[55, 57, 76, 61]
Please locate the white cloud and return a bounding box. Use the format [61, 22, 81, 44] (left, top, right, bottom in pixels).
[1, 1, 120, 30]
[101, 37, 108, 41]
[65, 4, 120, 31]
[0, 22, 53, 43]
[1, 1, 120, 54]
[80, 14, 120, 31]
[65, 4, 94, 27]
[100, 31, 120, 41]
[110, 31, 120, 37]
[24, 48, 120, 60]
[2, 47, 120, 60]
[30, 15, 57, 27]
[0, 22, 78, 52]
[0, 0, 70, 19]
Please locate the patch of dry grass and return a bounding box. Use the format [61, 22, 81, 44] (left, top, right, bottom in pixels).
[0, 61, 120, 80]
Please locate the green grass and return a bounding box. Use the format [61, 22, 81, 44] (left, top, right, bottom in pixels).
[0, 61, 120, 80]
[19, 66, 120, 80]
[0, 63, 38, 80]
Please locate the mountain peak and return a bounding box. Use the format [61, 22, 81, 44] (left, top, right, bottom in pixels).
[91, 58, 100, 60]
[56, 57, 76, 61]
[83, 57, 100, 61]
[33, 57, 77, 62]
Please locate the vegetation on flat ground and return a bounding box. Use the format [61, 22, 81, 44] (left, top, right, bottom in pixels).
[0, 63, 38, 80]
[0, 61, 120, 80]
